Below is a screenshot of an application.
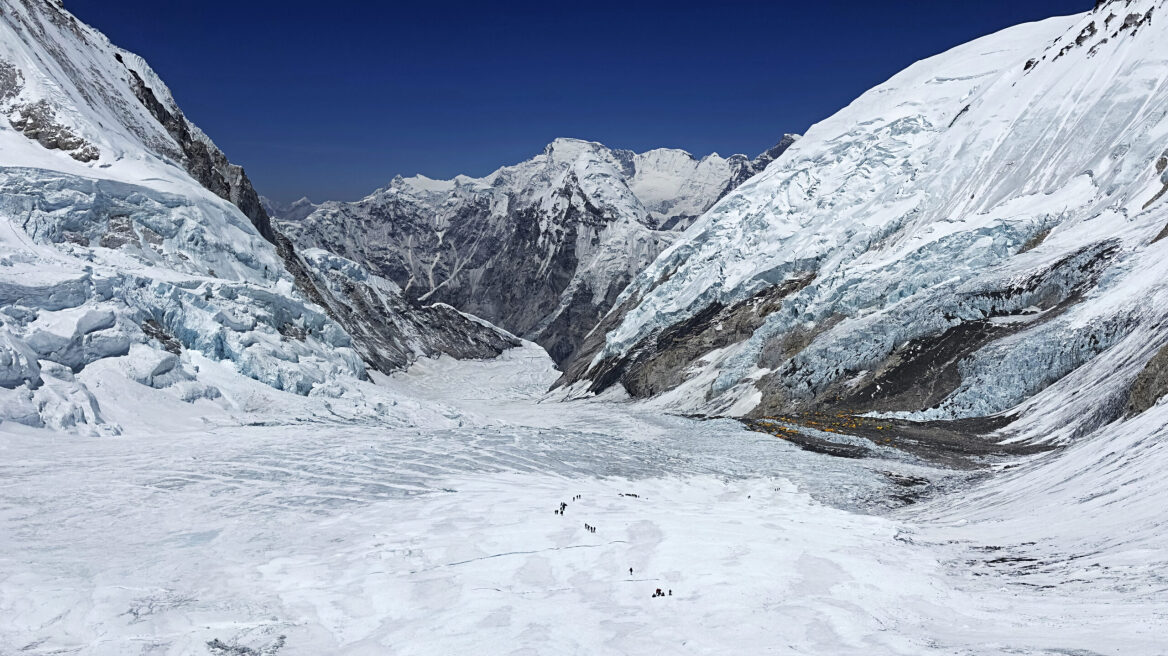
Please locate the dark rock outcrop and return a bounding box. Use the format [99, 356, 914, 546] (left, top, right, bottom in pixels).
[566, 274, 815, 397]
[118, 56, 276, 243]
[1125, 341, 1168, 415]
[298, 250, 519, 371]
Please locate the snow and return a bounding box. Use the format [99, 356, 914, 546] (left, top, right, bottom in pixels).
[1, 2, 1166, 654]
[2, 345, 1165, 655]
[628, 148, 748, 228]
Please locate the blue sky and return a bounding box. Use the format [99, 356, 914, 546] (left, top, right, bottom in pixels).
[66, 1, 1090, 202]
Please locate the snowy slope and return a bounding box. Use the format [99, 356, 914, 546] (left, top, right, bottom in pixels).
[563, 1, 1168, 443]
[0, 0, 514, 434]
[280, 136, 796, 365]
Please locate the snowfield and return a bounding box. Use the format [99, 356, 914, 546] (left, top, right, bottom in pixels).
[2, 344, 1164, 655]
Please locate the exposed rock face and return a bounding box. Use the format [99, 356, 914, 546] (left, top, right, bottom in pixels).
[578, 274, 815, 399]
[7, 99, 100, 161]
[280, 136, 797, 366]
[118, 56, 275, 242]
[1125, 343, 1168, 415]
[297, 249, 519, 373]
[559, 2, 1168, 442]
[746, 241, 1123, 418]
[0, 54, 98, 162]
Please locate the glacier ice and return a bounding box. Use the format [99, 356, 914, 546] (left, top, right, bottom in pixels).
[0, 0, 520, 433]
[567, 2, 1168, 436]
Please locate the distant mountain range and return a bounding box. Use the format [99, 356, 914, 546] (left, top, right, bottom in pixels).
[269, 135, 796, 364]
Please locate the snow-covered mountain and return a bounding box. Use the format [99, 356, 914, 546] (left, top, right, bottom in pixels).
[4, 4, 1168, 654]
[561, 0, 1168, 441]
[0, 0, 514, 433]
[261, 195, 318, 223]
[278, 136, 796, 364]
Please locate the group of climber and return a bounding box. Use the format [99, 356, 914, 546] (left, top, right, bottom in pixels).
[555, 495, 677, 599]
[554, 495, 586, 515]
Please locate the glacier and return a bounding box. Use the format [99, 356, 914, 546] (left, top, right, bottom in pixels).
[2, 346, 1166, 654]
[1, 1, 1167, 654]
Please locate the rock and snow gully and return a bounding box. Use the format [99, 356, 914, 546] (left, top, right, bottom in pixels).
[1, 1, 1166, 655]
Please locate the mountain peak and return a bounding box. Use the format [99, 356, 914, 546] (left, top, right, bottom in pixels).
[544, 137, 609, 164]
[279, 132, 794, 365]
